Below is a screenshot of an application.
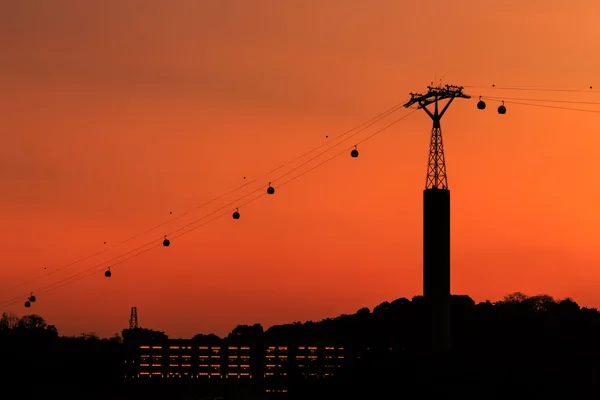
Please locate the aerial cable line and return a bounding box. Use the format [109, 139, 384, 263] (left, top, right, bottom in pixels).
[39, 110, 417, 303]
[0, 187, 263, 306]
[0, 182, 256, 294]
[481, 97, 600, 114]
[481, 95, 600, 106]
[277, 109, 419, 190]
[0, 101, 406, 296]
[28, 109, 418, 301]
[2, 107, 415, 307]
[0, 107, 416, 308]
[265, 101, 407, 175]
[464, 84, 598, 94]
[42, 191, 269, 295]
[0, 108, 415, 308]
[270, 104, 406, 185]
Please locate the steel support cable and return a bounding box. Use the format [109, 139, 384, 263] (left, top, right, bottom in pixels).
[0, 101, 406, 296]
[465, 84, 598, 94]
[481, 95, 600, 106]
[481, 98, 600, 114]
[0, 108, 417, 308]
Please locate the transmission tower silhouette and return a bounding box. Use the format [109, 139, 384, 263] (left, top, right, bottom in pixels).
[129, 306, 139, 329]
[403, 84, 470, 354]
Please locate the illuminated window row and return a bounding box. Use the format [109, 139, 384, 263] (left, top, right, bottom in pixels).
[139, 345, 342, 352]
[135, 372, 222, 378]
[134, 369, 339, 379]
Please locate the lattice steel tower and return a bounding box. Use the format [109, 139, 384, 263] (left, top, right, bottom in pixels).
[129, 306, 139, 329]
[403, 84, 470, 353]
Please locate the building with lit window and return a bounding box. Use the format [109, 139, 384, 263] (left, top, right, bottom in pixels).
[323, 346, 345, 378]
[135, 344, 165, 378]
[226, 345, 252, 378]
[264, 345, 289, 393]
[264, 346, 289, 378]
[294, 346, 320, 378]
[125, 341, 349, 383]
[166, 341, 194, 378]
[197, 345, 223, 379]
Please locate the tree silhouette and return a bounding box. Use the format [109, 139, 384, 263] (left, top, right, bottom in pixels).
[0, 312, 19, 330]
[1, 292, 600, 397]
[18, 314, 47, 329]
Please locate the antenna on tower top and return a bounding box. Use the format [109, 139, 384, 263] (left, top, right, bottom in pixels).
[129, 306, 139, 329]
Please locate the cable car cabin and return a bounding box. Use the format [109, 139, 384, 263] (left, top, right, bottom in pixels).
[105, 269, 112, 278]
[29, 294, 36, 302]
[350, 148, 359, 158]
[477, 100, 486, 110]
[163, 236, 170, 247]
[498, 104, 506, 114]
[267, 184, 275, 195]
[24, 301, 31, 308]
[233, 210, 240, 219]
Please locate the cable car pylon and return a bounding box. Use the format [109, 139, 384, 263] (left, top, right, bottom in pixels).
[403, 84, 470, 354]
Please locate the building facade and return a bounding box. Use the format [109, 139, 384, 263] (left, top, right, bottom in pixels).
[125, 340, 347, 381]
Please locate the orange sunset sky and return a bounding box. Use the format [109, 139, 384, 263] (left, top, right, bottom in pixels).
[1, 0, 600, 339]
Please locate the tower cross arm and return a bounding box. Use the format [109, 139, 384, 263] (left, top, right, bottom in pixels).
[403, 92, 428, 109]
[403, 85, 471, 109]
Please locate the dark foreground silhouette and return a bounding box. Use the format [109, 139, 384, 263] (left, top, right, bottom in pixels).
[2, 292, 600, 399]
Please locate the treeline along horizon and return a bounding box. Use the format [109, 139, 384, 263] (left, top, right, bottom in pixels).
[2, 291, 600, 398]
